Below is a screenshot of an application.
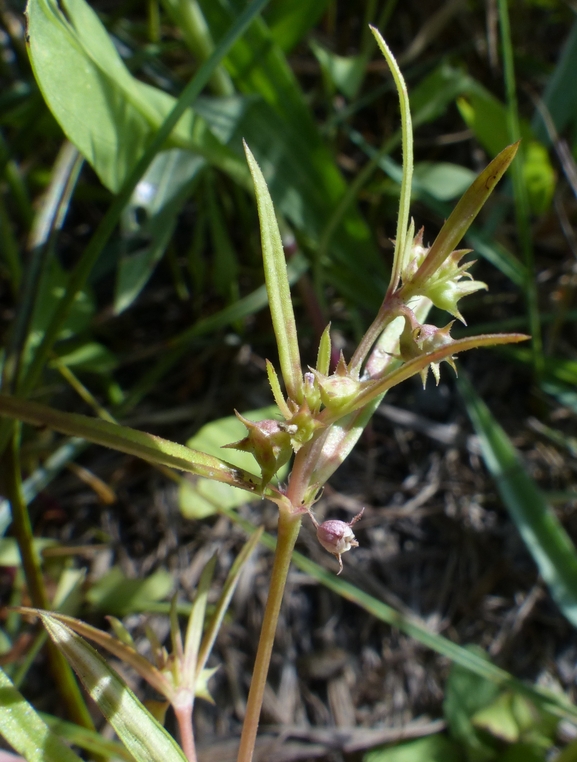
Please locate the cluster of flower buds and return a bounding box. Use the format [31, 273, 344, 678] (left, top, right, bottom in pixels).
[400, 228, 488, 323]
[398, 308, 457, 386]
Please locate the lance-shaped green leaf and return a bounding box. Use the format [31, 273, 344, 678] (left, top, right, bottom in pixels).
[405, 142, 519, 291]
[0, 394, 263, 495]
[460, 375, 577, 628]
[0, 667, 83, 762]
[196, 527, 263, 676]
[182, 556, 216, 688]
[321, 333, 529, 423]
[244, 142, 303, 403]
[18, 610, 172, 698]
[32, 613, 188, 762]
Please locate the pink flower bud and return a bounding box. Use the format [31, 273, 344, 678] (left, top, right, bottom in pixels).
[313, 508, 364, 575]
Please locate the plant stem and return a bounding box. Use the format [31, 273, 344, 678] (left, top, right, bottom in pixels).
[4, 428, 96, 732]
[236, 509, 302, 762]
[174, 702, 197, 762]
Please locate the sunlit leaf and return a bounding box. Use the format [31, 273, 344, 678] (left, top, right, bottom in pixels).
[0, 667, 82, 762]
[36, 613, 187, 762]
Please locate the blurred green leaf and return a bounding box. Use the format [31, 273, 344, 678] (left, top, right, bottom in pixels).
[457, 90, 533, 159]
[460, 375, 577, 627]
[363, 733, 461, 762]
[444, 648, 500, 761]
[523, 141, 555, 216]
[42, 713, 133, 761]
[413, 162, 476, 201]
[499, 743, 547, 762]
[456, 88, 554, 215]
[86, 566, 174, 615]
[115, 149, 205, 314]
[0, 537, 56, 566]
[310, 39, 367, 99]
[0, 667, 82, 762]
[195, 2, 385, 306]
[532, 17, 577, 145]
[51, 342, 118, 374]
[27, 256, 94, 357]
[266, 0, 330, 52]
[179, 406, 287, 519]
[38, 613, 188, 762]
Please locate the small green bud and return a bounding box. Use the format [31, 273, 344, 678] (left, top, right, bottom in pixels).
[311, 353, 363, 413]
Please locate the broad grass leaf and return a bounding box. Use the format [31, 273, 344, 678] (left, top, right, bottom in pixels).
[37, 614, 188, 762]
[460, 375, 577, 627]
[0, 667, 82, 762]
[27, 0, 241, 192]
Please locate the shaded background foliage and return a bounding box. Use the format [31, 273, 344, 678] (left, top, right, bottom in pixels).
[1, 0, 577, 760]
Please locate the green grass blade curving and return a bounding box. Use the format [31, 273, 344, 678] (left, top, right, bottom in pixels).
[370, 27, 413, 293]
[244, 142, 303, 401]
[0, 394, 263, 494]
[460, 374, 577, 627]
[0, 667, 83, 762]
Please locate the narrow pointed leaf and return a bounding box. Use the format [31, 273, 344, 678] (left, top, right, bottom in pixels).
[460, 375, 577, 627]
[0, 667, 82, 762]
[35, 613, 188, 762]
[329, 333, 529, 420]
[316, 325, 332, 376]
[244, 142, 303, 402]
[17, 610, 171, 699]
[197, 527, 263, 676]
[266, 360, 292, 419]
[410, 142, 520, 288]
[183, 555, 216, 685]
[0, 394, 262, 494]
